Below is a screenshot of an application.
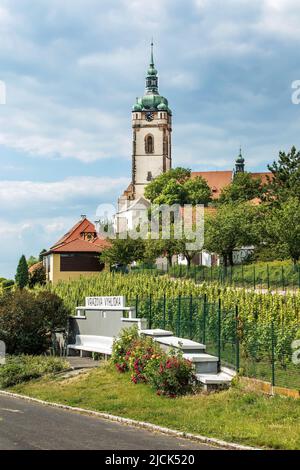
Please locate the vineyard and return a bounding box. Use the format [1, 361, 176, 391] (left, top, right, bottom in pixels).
[36, 272, 300, 390]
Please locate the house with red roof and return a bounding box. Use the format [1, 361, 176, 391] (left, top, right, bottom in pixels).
[43, 215, 110, 284]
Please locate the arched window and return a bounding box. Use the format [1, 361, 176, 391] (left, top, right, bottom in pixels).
[145, 134, 154, 154]
[163, 136, 168, 157]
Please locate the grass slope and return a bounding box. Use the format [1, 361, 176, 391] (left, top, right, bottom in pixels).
[11, 364, 300, 450]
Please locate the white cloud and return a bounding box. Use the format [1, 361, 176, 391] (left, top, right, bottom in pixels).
[257, 0, 300, 39]
[0, 82, 131, 162]
[0, 176, 129, 209]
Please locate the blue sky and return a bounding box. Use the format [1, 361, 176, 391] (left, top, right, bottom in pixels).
[1, 0, 300, 278]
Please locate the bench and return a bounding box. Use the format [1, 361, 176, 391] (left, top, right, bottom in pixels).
[67, 335, 114, 358]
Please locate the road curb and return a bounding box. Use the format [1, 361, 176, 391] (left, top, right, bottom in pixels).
[0, 389, 260, 451]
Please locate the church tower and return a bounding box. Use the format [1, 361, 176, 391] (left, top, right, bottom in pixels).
[131, 42, 172, 199]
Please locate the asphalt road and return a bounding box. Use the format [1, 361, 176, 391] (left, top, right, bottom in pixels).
[0, 395, 219, 450]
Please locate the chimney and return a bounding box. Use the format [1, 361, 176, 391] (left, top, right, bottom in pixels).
[81, 214, 86, 220]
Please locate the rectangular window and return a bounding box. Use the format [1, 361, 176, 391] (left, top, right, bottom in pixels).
[60, 253, 104, 272]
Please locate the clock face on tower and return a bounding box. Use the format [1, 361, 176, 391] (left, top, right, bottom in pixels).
[145, 111, 154, 122]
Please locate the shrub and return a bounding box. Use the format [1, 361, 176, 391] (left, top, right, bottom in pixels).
[145, 349, 196, 397]
[112, 328, 195, 397]
[111, 325, 139, 372]
[0, 290, 69, 355]
[126, 336, 162, 384]
[0, 355, 69, 388]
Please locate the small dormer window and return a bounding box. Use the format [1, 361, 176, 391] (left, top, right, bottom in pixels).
[81, 231, 96, 241]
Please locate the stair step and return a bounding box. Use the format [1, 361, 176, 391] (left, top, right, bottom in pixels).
[154, 336, 206, 352]
[196, 372, 233, 385]
[140, 329, 174, 337]
[183, 353, 218, 363]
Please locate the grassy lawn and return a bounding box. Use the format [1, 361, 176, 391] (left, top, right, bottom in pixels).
[10, 363, 300, 450]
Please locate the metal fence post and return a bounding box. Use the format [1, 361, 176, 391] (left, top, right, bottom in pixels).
[189, 295, 193, 339]
[218, 298, 221, 369]
[203, 294, 207, 345]
[235, 305, 240, 372]
[149, 294, 152, 329]
[253, 265, 256, 290]
[267, 264, 270, 290]
[163, 293, 166, 329]
[271, 321, 275, 388]
[135, 295, 139, 318]
[177, 295, 182, 336]
[242, 263, 244, 287]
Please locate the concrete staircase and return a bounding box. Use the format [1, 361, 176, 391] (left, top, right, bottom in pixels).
[140, 329, 234, 390]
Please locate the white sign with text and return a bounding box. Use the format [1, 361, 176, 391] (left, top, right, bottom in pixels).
[85, 296, 125, 308]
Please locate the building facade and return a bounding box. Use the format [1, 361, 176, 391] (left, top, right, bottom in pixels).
[43, 216, 110, 284]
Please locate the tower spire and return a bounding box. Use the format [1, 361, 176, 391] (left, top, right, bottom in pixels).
[150, 38, 154, 66]
[235, 146, 245, 174]
[145, 39, 158, 94]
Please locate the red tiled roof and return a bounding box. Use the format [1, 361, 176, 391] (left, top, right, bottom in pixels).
[50, 238, 110, 253]
[191, 171, 233, 199]
[47, 217, 110, 254]
[28, 261, 43, 273]
[191, 170, 272, 199]
[250, 172, 272, 185]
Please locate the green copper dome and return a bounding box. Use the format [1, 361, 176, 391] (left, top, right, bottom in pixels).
[132, 102, 143, 111]
[157, 102, 168, 111]
[132, 41, 172, 115]
[147, 65, 157, 76]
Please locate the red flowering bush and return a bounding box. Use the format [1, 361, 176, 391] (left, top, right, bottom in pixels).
[111, 325, 139, 373]
[145, 349, 196, 397]
[112, 328, 195, 397]
[126, 337, 162, 384]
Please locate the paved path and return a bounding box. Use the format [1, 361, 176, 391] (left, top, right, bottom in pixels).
[0, 395, 219, 450]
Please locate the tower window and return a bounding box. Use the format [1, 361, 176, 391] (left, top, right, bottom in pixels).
[145, 134, 154, 154]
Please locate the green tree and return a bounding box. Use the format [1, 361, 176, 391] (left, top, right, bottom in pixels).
[27, 255, 39, 268]
[15, 255, 29, 289]
[100, 237, 145, 268]
[204, 203, 259, 266]
[265, 197, 300, 264]
[266, 146, 300, 202]
[219, 172, 263, 204]
[156, 238, 181, 267]
[0, 290, 68, 354]
[182, 176, 212, 205]
[144, 167, 191, 203]
[39, 249, 47, 261]
[28, 263, 46, 288]
[144, 167, 211, 206]
[143, 238, 164, 265]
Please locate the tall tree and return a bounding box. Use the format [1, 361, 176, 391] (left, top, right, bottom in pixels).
[266, 146, 300, 202]
[15, 255, 29, 289]
[100, 238, 145, 268]
[144, 167, 212, 206]
[264, 197, 300, 265]
[39, 249, 47, 261]
[219, 172, 263, 204]
[144, 167, 191, 203]
[204, 203, 259, 266]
